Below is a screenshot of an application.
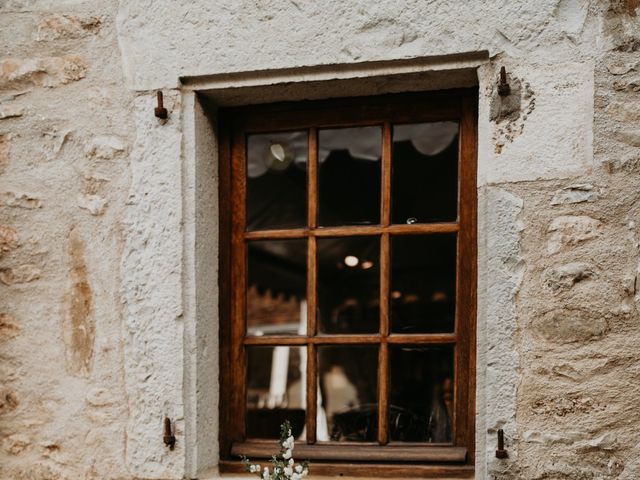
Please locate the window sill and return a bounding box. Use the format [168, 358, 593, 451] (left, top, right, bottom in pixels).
[219, 460, 474, 478]
[231, 441, 467, 463]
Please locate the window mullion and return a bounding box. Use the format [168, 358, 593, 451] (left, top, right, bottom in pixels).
[232, 129, 248, 443]
[306, 127, 318, 444]
[378, 121, 392, 445]
[381, 121, 392, 227]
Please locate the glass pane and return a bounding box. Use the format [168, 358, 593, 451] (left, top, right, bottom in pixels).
[248, 239, 307, 336]
[318, 126, 381, 226]
[318, 346, 378, 441]
[247, 346, 306, 439]
[390, 234, 456, 333]
[247, 131, 307, 230]
[392, 122, 459, 224]
[318, 236, 380, 334]
[390, 345, 454, 442]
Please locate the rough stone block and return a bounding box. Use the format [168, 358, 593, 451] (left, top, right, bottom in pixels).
[84, 135, 125, 160]
[547, 215, 602, 254]
[533, 308, 607, 344]
[35, 14, 102, 41]
[77, 193, 107, 216]
[550, 184, 598, 205]
[0, 56, 87, 90]
[0, 191, 42, 209]
[0, 225, 18, 255]
[0, 313, 20, 342]
[544, 262, 596, 291]
[0, 264, 41, 285]
[0, 104, 24, 119]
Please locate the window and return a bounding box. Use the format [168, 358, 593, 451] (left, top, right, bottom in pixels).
[219, 90, 477, 478]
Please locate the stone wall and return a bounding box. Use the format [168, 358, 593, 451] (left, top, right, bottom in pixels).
[1, 1, 639, 479]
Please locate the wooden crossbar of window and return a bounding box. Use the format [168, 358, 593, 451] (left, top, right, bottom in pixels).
[218, 89, 478, 478]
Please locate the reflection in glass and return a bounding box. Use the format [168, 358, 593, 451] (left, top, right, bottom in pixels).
[318, 346, 378, 441]
[318, 236, 380, 334]
[318, 127, 381, 226]
[392, 122, 459, 224]
[248, 239, 307, 336]
[390, 345, 454, 442]
[247, 131, 308, 230]
[390, 235, 456, 333]
[247, 346, 306, 439]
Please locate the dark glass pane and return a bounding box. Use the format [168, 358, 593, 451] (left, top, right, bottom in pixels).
[390, 345, 454, 442]
[248, 239, 307, 336]
[318, 236, 379, 334]
[392, 122, 459, 224]
[246, 346, 306, 439]
[247, 131, 307, 230]
[318, 346, 378, 442]
[318, 127, 381, 226]
[390, 235, 456, 333]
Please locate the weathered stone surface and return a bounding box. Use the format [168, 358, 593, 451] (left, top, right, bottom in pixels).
[605, 101, 640, 122]
[0, 192, 42, 209]
[0, 134, 9, 174]
[530, 393, 603, 417]
[550, 184, 599, 205]
[606, 59, 638, 75]
[0, 264, 41, 285]
[614, 128, 640, 147]
[85, 387, 115, 407]
[77, 193, 107, 216]
[35, 14, 102, 41]
[0, 56, 87, 89]
[0, 313, 20, 342]
[522, 430, 588, 445]
[547, 215, 602, 254]
[84, 135, 125, 159]
[0, 226, 18, 255]
[603, 151, 640, 172]
[63, 228, 94, 376]
[0, 389, 19, 415]
[0, 104, 24, 119]
[2, 434, 30, 455]
[544, 262, 596, 290]
[534, 308, 607, 343]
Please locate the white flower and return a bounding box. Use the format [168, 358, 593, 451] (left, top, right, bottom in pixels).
[288, 458, 294, 466]
[284, 466, 293, 477]
[250, 465, 260, 473]
[302, 468, 309, 477]
[295, 465, 303, 473]
[262, 467, 269, 479]
[282, 435, 295, 450]
[283, 448, 292, 460]
[291, 474, 302, 480]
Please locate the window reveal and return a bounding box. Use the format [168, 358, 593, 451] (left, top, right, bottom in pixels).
[219, 91, 477, 477]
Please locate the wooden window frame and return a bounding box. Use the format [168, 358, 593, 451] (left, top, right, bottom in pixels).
[218, 89, 477, 478]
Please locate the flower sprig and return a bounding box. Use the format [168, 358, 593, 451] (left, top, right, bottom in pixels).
[242, 421, 309, 480]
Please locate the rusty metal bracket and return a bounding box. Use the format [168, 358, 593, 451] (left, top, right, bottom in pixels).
[163, 417, 176, 450]
[495, 428, 508, 458]
[498, 66, 511, 97]
[154, 91, 168, 119]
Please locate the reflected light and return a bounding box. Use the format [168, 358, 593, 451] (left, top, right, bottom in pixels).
[432, 291, 448, 302]
[361, 260, 374, 270]
[270, 143, 287, 162]
[344, 255, 359, 267]
[266, 142, 293, 171]
[391, 290, 402, 300]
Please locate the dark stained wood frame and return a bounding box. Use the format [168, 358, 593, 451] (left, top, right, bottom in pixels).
[218, 89, 477, 478]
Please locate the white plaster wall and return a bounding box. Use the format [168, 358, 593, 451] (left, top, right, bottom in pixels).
[2, 1, 640, 479]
